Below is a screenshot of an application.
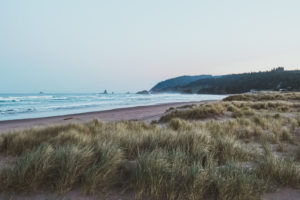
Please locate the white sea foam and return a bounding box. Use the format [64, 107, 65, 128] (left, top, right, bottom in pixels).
[0, 93, 226, 121]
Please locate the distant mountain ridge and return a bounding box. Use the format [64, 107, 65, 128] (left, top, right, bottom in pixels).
[150, 68, 300, 94]
[150, 75, 212, 93]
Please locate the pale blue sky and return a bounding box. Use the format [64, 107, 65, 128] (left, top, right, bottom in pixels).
[0, 0, 299, 93]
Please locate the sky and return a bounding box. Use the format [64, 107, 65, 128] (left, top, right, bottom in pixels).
[0, 0, 300, 93]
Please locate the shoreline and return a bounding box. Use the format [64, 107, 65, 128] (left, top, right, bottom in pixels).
[0, 100, 215, 133]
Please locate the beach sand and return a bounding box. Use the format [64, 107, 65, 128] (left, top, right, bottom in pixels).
[0, 101, 213, 133]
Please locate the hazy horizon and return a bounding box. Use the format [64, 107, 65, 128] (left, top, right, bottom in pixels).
[1, 0, 300, 93]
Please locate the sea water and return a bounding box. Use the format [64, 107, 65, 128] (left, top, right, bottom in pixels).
[0, 93, 226, 121]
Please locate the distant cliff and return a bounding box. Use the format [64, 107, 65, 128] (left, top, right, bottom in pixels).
[150, 68, 300, 94]
[150, 75, 212, 93]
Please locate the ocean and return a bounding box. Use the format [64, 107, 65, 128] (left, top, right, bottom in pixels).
[0, 93, 226, 121]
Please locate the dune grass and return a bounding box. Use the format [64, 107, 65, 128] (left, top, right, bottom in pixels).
[0, 92, 300, 199]
[160, 93, 299, 123]
[224, 92, 300, 101]
[159, 103, 226, 122]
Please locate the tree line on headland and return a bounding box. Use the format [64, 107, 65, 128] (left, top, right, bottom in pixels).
[148, 67, 300, 94]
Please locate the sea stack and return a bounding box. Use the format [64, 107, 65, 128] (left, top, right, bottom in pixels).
[136, 90, 149, 94]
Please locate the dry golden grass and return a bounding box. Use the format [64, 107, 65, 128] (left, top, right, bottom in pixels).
[256, 144, 300, 186]
[159, 103, 225, 122]
[1, 92, 300, 199]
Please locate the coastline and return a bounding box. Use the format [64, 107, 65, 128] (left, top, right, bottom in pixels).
[0, 100, 215, 133]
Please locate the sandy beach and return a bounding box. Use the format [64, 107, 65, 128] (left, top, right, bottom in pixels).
[0, 100, 213, 133]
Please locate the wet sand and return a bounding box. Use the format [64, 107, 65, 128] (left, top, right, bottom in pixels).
[0, 100, 214, 133]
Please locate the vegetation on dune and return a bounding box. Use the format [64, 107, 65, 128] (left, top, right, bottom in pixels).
[160, 94, 300, 123]
[160, 103, 226, 122]
[224, 92, 300, 101]
[0, 92, 300, 199]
